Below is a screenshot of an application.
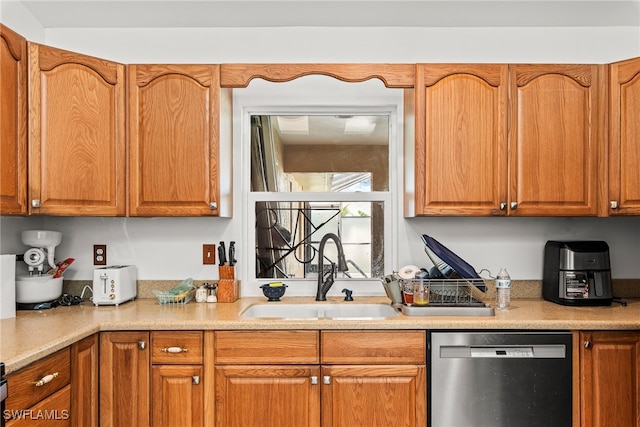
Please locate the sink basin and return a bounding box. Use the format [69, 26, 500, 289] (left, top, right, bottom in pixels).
[240, 303, 399, 320]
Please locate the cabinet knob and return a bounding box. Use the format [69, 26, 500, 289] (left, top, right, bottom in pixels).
[34, 372, 59, 387]
[209, 202, 217, 210]
[500, 202, 507, 210]
[310, 376, 318, 385]
[510, 202, 518, 209]
[610, 201, 618, 209]
[31, 199, 41, 208]
[137, 341, 146, 350]
[161, 346, 188, 353]
[323, 376, 331, 385]
[192, 376, 200, 385]
[584, 340, 592, 349]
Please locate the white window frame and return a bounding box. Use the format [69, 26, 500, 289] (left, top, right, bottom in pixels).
[235, 78, 402, 297]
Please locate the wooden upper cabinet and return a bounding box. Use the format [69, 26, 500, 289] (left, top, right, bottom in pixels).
[0, 25, 28, 215]
[128, 64, 220, 216]
[609, 57, 640, 215]
[28, 43, 126, 216]
[414, 64, 508, 215]
[508, 64, 605, 216]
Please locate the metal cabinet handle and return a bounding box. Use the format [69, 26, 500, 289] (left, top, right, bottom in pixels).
[584, 340, 592, 349]
[138, 341, 146, 350]
[161, 346, 188, 353]
[610, 201, 618, 209]
[311, 376, 318, 385]
[35, 372, 59, 387]
[209, 202, 218, 210]
[323, 376, 331, 385]
[192, 376, 200, 385]
[31, 199, 41, 208]
[510, 202, 518, 209]
[500, 202, 507, 210]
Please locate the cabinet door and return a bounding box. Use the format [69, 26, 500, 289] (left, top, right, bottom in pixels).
[6, 385, 71, 427]
[415, 64, 508, 215]
[321, 365, 426, 427]
[609, 57, 640, 215]
[100, 332, 150, 427]
[128, 64, 220, 216]
[215, 365, 321, 427]
[152, 365, 203, 427]
[508, 64, 605, 216]
[0, 25, 27, 215]
[27, 43, 126, 216]
[580, 331, 640, 427]
[71, 334, 98, 427]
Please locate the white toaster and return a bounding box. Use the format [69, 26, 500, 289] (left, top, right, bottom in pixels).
[93, 265, 137, 306]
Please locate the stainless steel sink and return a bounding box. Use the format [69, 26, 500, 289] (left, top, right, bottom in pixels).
[240, 303, 399, 320]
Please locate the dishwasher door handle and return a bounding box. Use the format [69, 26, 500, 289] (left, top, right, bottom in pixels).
[440, 344, 566, 359]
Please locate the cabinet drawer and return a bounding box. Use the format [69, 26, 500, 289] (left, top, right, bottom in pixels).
[6, 348, 71, 412]
[215, 331, 319, 364]
[151, 331, 203, 364]
[6, 384, 70, 427]
[321, 330, 426, 364]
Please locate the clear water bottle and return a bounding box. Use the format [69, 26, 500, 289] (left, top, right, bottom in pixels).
[495, 268, 511, 310]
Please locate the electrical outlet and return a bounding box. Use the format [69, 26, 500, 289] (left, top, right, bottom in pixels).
[203, 244, 216, 265]
[94, 244, 107, 265]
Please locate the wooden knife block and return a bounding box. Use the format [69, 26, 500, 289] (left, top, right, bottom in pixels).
[217, 265, 238, 303]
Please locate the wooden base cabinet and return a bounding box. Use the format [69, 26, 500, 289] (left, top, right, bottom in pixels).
[100, 331, 207, 427]
[215, 365, 321, 427]
[5, 348, 71, 426]
[579, 331, 640, 427]
[152, 365, 204, 427]
[100, 332, 151, 427]
[214, 330, 426, 427]
[321, 365, 425, 427]
[71, 334, 98, 427]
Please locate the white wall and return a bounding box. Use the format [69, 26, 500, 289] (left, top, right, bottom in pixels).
[0, 0, 44, 41]
[2, 11, 640, 296]
[43, 27, 640, 64]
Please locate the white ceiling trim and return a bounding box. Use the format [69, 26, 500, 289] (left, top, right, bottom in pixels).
[15, 0, 640, 28]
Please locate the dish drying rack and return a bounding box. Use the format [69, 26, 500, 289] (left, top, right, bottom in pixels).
[399, 278, 487, 306]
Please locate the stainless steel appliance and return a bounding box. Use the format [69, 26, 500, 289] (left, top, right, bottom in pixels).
[543, 240, 613, 306]
[92, 265, 137, 306]
[429, 331, 572, 427]
[1, 362, 7, 427]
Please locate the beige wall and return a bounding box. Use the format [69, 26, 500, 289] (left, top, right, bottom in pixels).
[283, 144, 389, 191]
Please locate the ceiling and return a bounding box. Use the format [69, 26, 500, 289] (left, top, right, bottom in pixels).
[14, 0, 640, 28]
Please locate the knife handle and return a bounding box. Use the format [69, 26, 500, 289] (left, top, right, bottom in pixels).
[218, 244, 226, 266]
[229, 241, 236, 266]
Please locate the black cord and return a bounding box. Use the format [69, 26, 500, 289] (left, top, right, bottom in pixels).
[612, 296, 628, 306]
[56, 293, 83, 306]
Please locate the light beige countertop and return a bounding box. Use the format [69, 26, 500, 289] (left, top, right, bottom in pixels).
[2, 296, 640, 373]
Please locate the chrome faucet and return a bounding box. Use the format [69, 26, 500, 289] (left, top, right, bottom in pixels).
[315, 233, 349, 301]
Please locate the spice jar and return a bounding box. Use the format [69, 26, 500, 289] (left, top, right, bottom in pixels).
[206, 283, 218, 303]
[195, 285, 207, 303]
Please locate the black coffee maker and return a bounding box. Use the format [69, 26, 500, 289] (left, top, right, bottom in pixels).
[543, 240, 613, 306]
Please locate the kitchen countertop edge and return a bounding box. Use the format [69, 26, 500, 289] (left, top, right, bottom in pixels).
[2, 296, 640, 373]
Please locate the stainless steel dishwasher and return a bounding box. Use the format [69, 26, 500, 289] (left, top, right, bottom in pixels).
[429, 331, 572, 427]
